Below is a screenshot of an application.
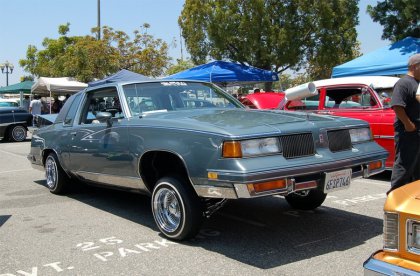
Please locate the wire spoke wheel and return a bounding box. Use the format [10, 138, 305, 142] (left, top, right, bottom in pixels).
[10, 126, 26, 142]
[45, 156, 58, 189]
[154, 187, 181, 233]
[151, 176, 203, 240]
[44, 153, 68, 194]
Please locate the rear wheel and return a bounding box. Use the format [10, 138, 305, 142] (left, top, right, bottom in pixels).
[285, 189, 327, 210]
[45, 153, 69, 194]
[151, 176, 203, 240]
[9, 125, 27, 142]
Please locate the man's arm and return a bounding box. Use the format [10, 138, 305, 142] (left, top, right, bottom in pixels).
[392, 105, 416, 132]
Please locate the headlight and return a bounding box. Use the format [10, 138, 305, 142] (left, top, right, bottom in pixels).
[383, 212, 399, 251]
[349, 127, 372, 143]
[407, 220, 420, 254]
[223, 138, 281, 158]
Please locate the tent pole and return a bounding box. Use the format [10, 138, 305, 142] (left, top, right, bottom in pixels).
[20, 91, 23, 108]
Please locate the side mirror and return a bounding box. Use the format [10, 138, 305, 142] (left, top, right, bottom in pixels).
[95, 112, 113, 127]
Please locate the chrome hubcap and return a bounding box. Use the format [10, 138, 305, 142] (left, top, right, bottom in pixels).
[153, 187, 181, 233]
[45, 156, 57, 189]
[12, 126, 26, 141]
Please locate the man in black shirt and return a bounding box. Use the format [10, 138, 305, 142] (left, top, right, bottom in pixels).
[389, 53, 420, 193]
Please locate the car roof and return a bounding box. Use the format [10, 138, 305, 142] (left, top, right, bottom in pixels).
[84, 79, 213, 91]
[313, 76, 400, 89]
[0, 98, 18, 102]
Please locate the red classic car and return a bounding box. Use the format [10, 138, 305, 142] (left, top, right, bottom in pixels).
[240, 92, 285, 109]
[242, 76, 400, 169]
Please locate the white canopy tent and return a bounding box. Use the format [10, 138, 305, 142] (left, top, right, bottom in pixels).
[31, 77, 88, 113]
[31, 77, 88, 95]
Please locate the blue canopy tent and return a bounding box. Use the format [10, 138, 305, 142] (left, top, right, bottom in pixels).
[164, 60, 279, 85]
[332, 37, 420, 78]
[88, 69, 150, 87]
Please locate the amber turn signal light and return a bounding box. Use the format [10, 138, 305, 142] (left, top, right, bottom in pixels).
[368, 160, 382, 171]
[249, 179, 287, 193]
[223, 141, 242, 158]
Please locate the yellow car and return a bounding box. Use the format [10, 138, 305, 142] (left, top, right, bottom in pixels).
[364, 180, 420, 275]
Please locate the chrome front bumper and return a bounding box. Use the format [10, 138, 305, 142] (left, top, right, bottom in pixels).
[194, 157, 387, 199]
[363, 253, 420, 276]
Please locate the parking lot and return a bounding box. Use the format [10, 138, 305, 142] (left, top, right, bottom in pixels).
[0, 139, 391, 276]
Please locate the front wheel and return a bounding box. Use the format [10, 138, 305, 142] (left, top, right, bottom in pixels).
[151, 176, 203, 240]
[285, 189, 327, 210]
[9, 125, 27, 142]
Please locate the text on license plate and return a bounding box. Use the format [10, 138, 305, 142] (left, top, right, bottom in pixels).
[323, 169, 352, 193]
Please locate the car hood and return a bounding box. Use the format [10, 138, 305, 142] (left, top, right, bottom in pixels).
[131, 108, 356, 137]
[385, 180, 420, 214]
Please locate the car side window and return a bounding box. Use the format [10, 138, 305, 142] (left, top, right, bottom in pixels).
[79, 88, 124, 125]
[63, 94, 82, 126]
[326, 87, 377, 109]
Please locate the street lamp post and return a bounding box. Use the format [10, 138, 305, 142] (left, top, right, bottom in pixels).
[0, 61, 14, 86]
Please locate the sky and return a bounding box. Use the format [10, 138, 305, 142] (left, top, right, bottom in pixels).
[0, 0, 390, 87]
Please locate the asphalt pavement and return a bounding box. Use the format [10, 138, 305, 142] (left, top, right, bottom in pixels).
[0, 139, 391, 276]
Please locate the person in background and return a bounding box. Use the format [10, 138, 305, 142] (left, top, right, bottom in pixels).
[51, 95, 62, 113]
[380, 92, 391, 106]
[40, 97, 49, 114]
[388, 53, 420, 194]
[253, 88, 261, 93]
[29, 95, 42, 126]
[22, 95, 30, 112]
[63, 94, 70, 105]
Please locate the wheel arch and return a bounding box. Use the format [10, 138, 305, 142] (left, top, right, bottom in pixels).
[41, 148, 72, 177]
[139, 150, 194, 194]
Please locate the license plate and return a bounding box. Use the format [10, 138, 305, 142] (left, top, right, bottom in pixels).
[323, 169, 352, 193]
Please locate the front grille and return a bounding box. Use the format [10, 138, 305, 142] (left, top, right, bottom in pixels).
[280, 133, 315, 159]
[327, 129, 352, 152]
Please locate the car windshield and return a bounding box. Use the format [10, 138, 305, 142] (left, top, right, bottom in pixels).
[123, 81, 243, 116]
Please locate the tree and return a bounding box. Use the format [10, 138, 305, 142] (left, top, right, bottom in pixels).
[20, 23, 171, 82]
[179, 0, 360, 85]
[20, 75, 34, 82]
[165, 59, 195, 75]
[367, 0, 419, 42]
[275, 73, 311, 91]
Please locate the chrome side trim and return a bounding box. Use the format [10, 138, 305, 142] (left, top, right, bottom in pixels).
[0, 121, 27, 127]
[194, 186, 237, 199]
[76, 171, 145, 190]
[363, 253, 419, 276]
[373, 135, 394, 140]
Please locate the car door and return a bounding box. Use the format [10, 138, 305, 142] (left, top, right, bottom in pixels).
[67, 87, 136, 188]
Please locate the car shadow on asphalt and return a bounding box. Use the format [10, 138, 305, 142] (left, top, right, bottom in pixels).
[31, 179, 384, 270]
[0, 138, 32, 143]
